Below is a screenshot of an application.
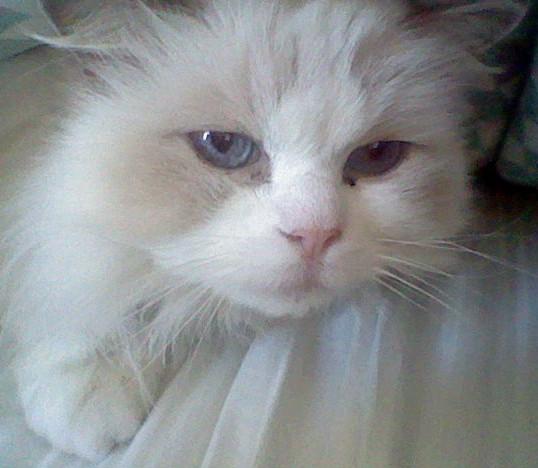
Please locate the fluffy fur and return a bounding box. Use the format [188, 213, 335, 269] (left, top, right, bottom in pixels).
[0, 0, 521, 460]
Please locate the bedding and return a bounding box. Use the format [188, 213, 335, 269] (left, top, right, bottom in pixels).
[0, 1, 54, 60]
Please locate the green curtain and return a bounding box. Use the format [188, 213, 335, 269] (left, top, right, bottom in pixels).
[496, 2, 538, 186]
[465, 1, 538, 186]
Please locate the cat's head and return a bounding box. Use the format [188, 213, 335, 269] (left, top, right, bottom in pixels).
[54, 0, 522, 318]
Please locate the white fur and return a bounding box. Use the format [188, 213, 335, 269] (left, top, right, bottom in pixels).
[14, 339, 154, 461]
[0, 0, 519, 460]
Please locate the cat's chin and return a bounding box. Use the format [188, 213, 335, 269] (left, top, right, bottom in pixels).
[231, 283, 337, 319]
[216, 265, 364, 319]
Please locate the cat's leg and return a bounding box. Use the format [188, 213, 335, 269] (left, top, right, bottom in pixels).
[14, 339, 161, 461]
[7, 235, 164, 461]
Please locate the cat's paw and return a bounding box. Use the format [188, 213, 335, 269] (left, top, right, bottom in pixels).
[18, 361, 148, 461]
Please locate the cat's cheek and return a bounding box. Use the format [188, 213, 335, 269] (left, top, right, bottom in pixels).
[154, 189, 296, 287]
[322, 243, 379, 290]
[354, 163, 468, 243]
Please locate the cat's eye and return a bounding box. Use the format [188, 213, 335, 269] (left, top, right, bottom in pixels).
[188, 131, 261, 169]
[343, 141, 410, 184]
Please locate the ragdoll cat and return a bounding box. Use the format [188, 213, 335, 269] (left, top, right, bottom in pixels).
[0, 0, 521, 461]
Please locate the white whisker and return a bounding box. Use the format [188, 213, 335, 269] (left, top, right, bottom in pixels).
[440, 241, 538, 279]
[188, 296, 226, 366]
[378, 254, 453, 278]
[386, 264, 452, 300]
[139, 288, 213, 373]
[377, 268, 455, 313]
[374, 277, 427, 312]
[379, 238, 538, 279]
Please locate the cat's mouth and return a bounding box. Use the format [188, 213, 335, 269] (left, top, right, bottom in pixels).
[274, 265, 332, 300]
[244, 263, 327, 298]
[278, 277, 324, 297]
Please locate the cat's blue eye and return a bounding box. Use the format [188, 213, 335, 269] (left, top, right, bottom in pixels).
[344, 141, 410, 183]
[188, 131, 261, 169]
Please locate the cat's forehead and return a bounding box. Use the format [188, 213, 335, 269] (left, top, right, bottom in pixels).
[245, 2, 396, 149]
[209, 2, 405, 84]
[123, 0, 457, 157]
[166, 2, 408, 135]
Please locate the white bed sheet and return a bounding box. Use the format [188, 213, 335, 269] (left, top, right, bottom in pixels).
[1, 48, 537, 468]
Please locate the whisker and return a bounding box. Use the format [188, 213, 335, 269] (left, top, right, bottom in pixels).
[378, 254, 453, 278]
[122, 285, 179, 323]
[138, 288, 213, 373]
[385, 264, 452, 300]
[374, 277, 427, 311]
[188, 295, 225, 366]
[438, 241, 538, 279]
[167, 255, 231, 271]
[379, 238, 538, 279]
[377, 268, 455, 313]
[180, 295, 224, 375]
[172, 234, 274, 243]
[442, 208, 536, 242]
[132, 285, 208, 342]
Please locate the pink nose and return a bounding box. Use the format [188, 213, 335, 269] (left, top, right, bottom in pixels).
[280, 227, 342, 260]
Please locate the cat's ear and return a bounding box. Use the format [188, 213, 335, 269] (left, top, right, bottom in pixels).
[406, 1, 528, 51]
[30, 1, 179, 87]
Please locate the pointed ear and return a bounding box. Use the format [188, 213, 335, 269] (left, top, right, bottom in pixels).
[407, 1, 528, 51]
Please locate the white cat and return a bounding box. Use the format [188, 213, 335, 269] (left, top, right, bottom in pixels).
[0, 0, 521, 461]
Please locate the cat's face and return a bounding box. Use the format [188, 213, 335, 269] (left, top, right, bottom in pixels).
[60, 0, 492, 318]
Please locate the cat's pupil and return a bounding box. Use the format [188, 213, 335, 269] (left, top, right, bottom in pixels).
[368, 142, 384, 159]
[205, 131, 234, 153]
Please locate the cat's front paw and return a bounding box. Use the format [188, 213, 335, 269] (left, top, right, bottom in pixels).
[18, 361, 148, 461]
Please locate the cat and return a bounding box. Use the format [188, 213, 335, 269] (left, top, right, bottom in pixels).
[0, 0, 522, 461]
